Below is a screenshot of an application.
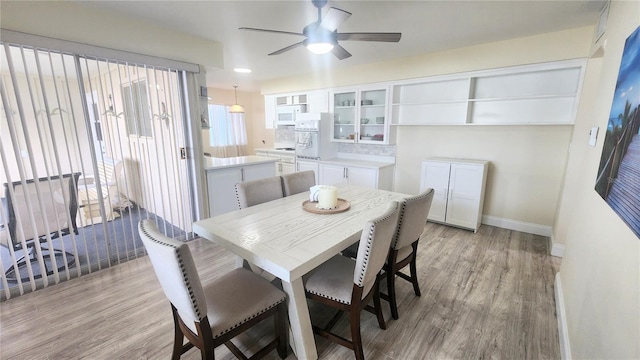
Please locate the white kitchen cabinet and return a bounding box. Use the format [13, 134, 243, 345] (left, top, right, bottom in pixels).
[307, 90, 329, 113]
[319, 162, 394, 190]
[256, 149, 296, 176]
[330, 86, 392, 144]
[264, 94, 277, 129]
[296, 160, 320, 184]
[206, 161, 275, 216]
[420, 158, 488, 232]
[281, 162, 295, 175]
[319, 163, 347, 186]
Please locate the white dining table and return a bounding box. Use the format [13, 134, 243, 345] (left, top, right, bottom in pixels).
[192, 184, 408, 360]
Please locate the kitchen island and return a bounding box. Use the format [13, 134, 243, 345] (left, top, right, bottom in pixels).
[205, 155, 278, 217]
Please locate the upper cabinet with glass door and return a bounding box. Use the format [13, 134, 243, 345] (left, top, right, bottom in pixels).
[331, 86, 391, 144]
[359, 89, 388, 143]
[332, 90, 357, 142]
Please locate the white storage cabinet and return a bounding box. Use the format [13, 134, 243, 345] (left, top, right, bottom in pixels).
[207, 162, 275, 216]
[319, 162, 394, 190]
[420, 158, 488, 232]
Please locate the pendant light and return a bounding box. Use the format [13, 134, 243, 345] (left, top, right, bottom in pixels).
[229, 85, 245, 114]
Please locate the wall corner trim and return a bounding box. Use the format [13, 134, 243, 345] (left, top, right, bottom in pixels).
[555, 273, 572, 360]
[481, 215, 552, 236]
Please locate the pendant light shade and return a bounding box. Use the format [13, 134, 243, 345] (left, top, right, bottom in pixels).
[230, 85, 245, 113]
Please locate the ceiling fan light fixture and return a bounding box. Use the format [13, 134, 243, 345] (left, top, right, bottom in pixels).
[306, 42, 334, 54]
[303, 30, 336, 55]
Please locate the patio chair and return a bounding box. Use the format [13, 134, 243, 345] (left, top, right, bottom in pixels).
[0, 172, 80, 282]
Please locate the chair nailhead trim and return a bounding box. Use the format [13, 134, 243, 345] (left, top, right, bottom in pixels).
[307, 289, 351, 304]
[355, 206, 397, 287]
[140, 223, 204, 320]
[391, 191, 431, 249]
[214, 297, 285, 338]
[235, 184, 243, 209]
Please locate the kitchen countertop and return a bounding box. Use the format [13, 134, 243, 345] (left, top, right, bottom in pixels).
[203, 155, 278, 170]
[254, 149, 395, 169]
[255, 148, 295, 156]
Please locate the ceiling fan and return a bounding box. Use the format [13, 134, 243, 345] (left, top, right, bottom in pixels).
[239, 0, 401, 60]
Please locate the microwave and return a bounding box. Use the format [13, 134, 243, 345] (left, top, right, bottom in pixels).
[276, 104, 307, 125]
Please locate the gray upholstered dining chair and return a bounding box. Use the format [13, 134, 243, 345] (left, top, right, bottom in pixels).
[304, 201, 399, 360]
[383, 188, 434, 319]
[234, 176, 285, 279]
[235, 176, 284, 209]
[281, 170, 316, 196]
[138, 219, 289, 360]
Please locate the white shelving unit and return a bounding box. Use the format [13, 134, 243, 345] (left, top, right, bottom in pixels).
[391, 59, 585, 126]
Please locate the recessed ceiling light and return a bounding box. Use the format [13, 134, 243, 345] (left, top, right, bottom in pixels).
[234, 68, 252, 73]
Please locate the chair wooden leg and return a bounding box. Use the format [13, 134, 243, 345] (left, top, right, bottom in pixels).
[171, 306, 185, 360]
[386, 251, 400, 320]
[200, 347, 214, 360]
[275, 302, 289, 359]
[373, 281, 387, 330]
[198, 323, 215, 360]
[410, 242, 421, 297]
[349, 306, 365, 360]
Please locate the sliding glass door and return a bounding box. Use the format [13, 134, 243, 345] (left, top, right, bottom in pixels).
[0, 43, 196, 299]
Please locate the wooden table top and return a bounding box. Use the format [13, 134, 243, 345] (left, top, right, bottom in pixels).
[193, 184, 408, 282]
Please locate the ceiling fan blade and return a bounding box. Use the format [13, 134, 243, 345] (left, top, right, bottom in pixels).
[239, 27, 304, 37]
[332, 44, 352, 60]
[337, 32, 402, 42]
[269, 41, 305, 56]
[320, 7, 351, 31]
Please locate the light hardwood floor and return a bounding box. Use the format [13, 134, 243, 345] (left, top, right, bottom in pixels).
[0, 222, 561, 360]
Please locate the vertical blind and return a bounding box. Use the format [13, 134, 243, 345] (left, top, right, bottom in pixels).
[0, 42, 196, 299]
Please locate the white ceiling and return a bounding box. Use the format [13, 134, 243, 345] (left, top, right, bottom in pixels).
[78, 0, 606, 92]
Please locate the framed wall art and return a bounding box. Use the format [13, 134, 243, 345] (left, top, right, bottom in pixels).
[594, 26, 640, 239]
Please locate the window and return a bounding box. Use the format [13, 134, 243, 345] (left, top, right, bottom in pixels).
[208, 104, 248, 146]
[122, 80, 152, 137]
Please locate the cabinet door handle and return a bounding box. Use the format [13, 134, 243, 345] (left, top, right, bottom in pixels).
[241, 168, 245, 182]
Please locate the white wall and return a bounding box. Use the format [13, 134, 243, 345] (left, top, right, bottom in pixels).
[554, 1, 639, 358]
[261, 27, 594, 232]
[260, 19, 640, 358]
[0, 1, 223, 71]
[261, 27, 594, 94]
[395, 125, 573, 227]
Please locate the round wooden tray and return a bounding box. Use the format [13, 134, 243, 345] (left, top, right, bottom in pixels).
[302, 198, 350, 214]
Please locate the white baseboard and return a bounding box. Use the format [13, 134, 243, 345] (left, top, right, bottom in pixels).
[481, 215, 552, 237]
[550, 233, 565, 258]
[555, 273, 572, 360]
